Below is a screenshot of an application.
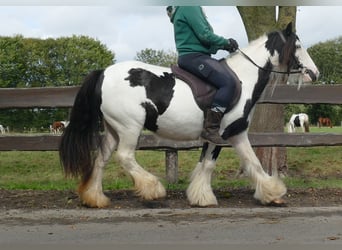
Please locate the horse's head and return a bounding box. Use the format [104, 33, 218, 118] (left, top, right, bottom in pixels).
[265, 23, 319, 83]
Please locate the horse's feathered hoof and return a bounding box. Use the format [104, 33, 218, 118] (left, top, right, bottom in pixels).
[268, 198, 287, 207]
[190, 204, 218, 208]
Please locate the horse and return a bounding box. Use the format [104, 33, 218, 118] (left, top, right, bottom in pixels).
[318, 117, 332, 128]
[288, 113, 310, 133]
[51, 121, 68, 134]
[59, 23, 319, 208]
[0, 124, 5, 134]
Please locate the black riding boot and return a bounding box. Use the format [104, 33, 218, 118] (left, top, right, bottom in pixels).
[201, 109, 224, 144]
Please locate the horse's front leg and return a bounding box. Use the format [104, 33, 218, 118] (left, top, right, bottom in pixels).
[186, 142, 221, 207]
[229, 132, 287, 205]
[78, 124, 117, 208]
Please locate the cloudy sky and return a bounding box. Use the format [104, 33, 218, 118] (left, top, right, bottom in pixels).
[0, 3, 341, 62]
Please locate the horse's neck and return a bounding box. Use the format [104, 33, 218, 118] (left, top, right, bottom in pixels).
[243, 35, 270, 61]
[225, 34, 292, 91]
[226, 35, 271, 76]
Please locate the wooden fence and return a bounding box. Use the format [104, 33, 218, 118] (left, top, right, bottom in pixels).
[1, 84, 342, 183]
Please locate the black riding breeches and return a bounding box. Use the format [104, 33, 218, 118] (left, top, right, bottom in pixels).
[178, 53, 236, 110]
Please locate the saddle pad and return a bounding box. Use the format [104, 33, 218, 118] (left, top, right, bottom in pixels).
[171, 63, 241, 112]
[171, 65, 216, 111]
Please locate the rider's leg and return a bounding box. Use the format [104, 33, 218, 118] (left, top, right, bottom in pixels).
[178, 53, 236, 144]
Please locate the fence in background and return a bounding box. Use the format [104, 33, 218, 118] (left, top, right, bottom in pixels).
[1, 84, 342, 183]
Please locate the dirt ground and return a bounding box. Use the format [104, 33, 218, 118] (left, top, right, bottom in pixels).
[1, 188, 342, 210]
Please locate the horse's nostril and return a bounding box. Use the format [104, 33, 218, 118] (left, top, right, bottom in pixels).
[307, 69, 317, 81]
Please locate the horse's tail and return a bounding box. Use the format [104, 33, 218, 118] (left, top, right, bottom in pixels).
[59, 70, 104, 183]
[304, 121, 310, 132]
[304, 114, 310, 132]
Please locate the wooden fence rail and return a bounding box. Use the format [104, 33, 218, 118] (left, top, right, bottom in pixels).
[1, 84, 341, 183]
[1, 84, 342, 109]
[1, 133, 342, 152]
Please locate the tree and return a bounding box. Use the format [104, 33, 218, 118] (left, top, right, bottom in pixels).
[0, 35, 27, 87]
[0, 35, 115, 131]
[0, 35, 115, 88]
[135, 48, 177, 67]
[308, 37, 342, 84]
[237, 6, 297, 175]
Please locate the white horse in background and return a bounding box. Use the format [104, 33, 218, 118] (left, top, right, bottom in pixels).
[288, 113, 310, 133]
[0, 124, 5, 134]
[59, 23, 319, 208]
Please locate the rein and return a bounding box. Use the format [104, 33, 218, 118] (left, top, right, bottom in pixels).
[237, 48, 304, 75]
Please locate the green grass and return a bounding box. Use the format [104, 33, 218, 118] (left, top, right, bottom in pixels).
[308, 126, 342, 133]
[1, 127, 342, 191]
[285, 125, 342, 133]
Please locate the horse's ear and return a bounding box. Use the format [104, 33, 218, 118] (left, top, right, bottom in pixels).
[285, 22, 293, 36]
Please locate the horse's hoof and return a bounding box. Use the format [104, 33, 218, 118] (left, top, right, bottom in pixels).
[190, 204, 218, 208]
[268, 198, 287, 207]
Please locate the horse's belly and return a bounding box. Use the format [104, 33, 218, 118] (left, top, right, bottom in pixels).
[155, 84, 204, 140]
[156, 113, 203, 140]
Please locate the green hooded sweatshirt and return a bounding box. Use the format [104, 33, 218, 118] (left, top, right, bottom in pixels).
[169, 6, 229, 56]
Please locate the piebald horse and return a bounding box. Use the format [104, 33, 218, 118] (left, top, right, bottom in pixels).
[288, 113, 310, 133]
[59, 23, 319, 208]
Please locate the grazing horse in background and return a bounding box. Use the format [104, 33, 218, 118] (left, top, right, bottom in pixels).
[318, 117, 332, 128]
[0, 124, 5, 134]
[59, 23, 319, 208]
[51, 121, 69, 134]
[288, 113, 310, 133]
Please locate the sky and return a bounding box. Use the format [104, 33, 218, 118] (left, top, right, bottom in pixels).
[0, 3, 341, 62]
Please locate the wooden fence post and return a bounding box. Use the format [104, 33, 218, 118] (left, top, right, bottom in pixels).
[165, 149, 178, 184]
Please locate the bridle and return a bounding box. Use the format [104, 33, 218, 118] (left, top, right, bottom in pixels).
[237, 48, 306, 75]
[237, 30, 310, 76]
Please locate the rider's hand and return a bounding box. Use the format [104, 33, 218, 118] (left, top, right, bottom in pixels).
[224, 38, 239, 53]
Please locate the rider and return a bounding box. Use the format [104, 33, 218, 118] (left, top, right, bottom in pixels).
[167, 6, 239, 144]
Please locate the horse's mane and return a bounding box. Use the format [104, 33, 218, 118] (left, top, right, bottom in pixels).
[266, 29, 298, 70]
[237, 28, 298, 70]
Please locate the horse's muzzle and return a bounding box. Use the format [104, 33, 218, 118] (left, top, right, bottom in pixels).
[305, 69, 319, 82]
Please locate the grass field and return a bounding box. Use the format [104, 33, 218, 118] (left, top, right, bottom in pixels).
[0, 126, 341, 191]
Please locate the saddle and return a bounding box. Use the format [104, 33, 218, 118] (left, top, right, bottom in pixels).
[171, 61, 241, 112]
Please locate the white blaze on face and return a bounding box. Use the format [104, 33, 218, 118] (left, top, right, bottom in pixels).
[295, 40, 320, 82]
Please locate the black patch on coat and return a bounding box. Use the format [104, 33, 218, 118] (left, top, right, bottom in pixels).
[125, 68, 175, 131]
[141, 102, 159, 131]
[293, 115, 300, 127]
[199, 142, 209, 162]
[199, 142, 222, 162]
[222, 61, 273, 139]
[211, 146, 222, 161]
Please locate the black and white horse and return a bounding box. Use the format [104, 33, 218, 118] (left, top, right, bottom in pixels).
[59, 23, 319, 208]
[288, 113, 310, 133]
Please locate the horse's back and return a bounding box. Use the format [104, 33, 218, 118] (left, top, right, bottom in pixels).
[99, 61, 206, 140]
[105, 61, 171, 77]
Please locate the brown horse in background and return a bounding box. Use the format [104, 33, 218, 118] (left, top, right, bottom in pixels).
[51, 121, 66, 134]
[318, 117, 332, 128]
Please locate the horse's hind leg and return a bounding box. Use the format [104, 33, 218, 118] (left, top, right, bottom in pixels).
[187, 143, 220, 206]
[229, 132, 287, 205]
[115, 131, 166, 200]
[78, 122, 117, 208]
